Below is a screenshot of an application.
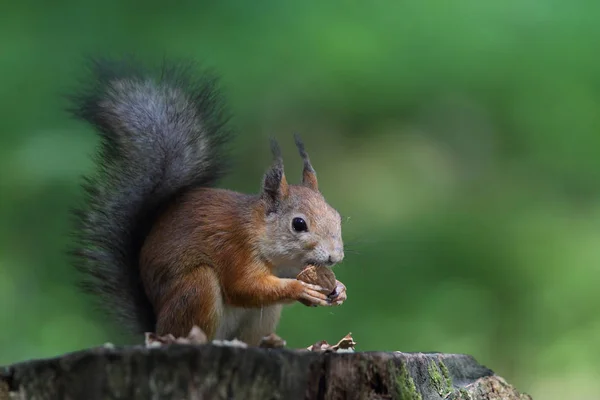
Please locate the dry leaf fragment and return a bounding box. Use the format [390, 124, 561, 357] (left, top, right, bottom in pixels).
[259, 333, 287, 349]
[331, 332, 356, 351]
[307, 340, 331, 352]
[306, 333, 357, 352]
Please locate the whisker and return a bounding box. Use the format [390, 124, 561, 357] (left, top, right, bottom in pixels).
[343, 246, 360, 251]
[344, 238, 377, 245]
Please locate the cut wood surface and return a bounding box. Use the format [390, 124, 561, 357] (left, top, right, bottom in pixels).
[0, 343, 532, 400]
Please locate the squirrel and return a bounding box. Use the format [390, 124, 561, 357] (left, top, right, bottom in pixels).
[68, 58, 347, 346]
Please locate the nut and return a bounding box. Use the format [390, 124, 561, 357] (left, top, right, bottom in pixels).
[296, 265, 336, 294]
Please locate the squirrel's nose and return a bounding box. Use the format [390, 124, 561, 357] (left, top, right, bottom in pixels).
[327, 250, 344, 265]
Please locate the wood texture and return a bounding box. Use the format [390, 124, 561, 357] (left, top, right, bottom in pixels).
[0, 344, 532, 400]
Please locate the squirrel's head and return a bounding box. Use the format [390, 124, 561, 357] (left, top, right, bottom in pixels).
[258, 135, 344, 277]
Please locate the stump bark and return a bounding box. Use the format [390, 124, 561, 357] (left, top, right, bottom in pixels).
[0, 343, 531, 400]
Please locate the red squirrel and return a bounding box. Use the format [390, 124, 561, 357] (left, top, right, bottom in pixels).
[69, 58, 347, 345]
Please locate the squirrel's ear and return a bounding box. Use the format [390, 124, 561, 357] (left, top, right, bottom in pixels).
[261, 138, 289, 212]
[293, 133, 319, 192]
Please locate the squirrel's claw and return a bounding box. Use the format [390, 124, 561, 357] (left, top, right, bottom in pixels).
[298, 281, 332, 307]
[328, 280, 347, 306]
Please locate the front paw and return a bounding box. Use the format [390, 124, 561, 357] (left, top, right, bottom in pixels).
[327, 280, 347, 306]
[297, 281, 333, 307]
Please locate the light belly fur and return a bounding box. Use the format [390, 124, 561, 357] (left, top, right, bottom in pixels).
[215, 304, 284, 346]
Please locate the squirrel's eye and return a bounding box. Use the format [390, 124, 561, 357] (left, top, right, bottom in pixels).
[292, 217, 308, 232]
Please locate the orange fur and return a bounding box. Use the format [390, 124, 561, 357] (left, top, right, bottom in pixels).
[154, 266, 222, 338]
[138, 151, 345, 344]
[139, 188, 304, 341]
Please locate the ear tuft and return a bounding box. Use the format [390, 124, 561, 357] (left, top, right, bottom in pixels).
[262, 137, 289, 212]
[293, 133, 318, 191]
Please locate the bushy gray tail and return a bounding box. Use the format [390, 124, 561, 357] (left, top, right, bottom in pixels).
[68, 58, 232, 335]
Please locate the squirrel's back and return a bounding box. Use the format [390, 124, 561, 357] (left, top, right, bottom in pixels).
[69, 58, 233, 334]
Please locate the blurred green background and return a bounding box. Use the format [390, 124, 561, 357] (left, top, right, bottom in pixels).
[2, 1, 600, 398]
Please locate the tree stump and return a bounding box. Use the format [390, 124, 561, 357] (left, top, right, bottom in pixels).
[0, 343, 532, 400]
